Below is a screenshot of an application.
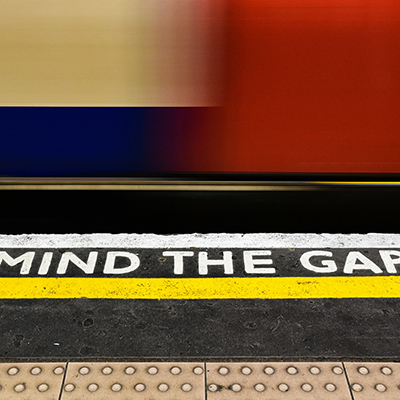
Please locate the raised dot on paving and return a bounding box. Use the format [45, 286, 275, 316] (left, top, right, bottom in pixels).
[302, 383, 313, 392]
[332, 366, 343, 375]
[158, 383, 169, 392]
[241, 366, 252, 375]
[193, 366, 203, 375]
[278, 383, 289, 392]
[53, 367, 64, 375]
[181, 383, 192, 392]
[381, 366, 392, 375]
[111, 383, 122, 392]
[325, 383, 337, 392]
[358, 366, 369, 375]
[30, 367, 42, 375]
[286, 366, 298, 375]
[309, 366, 321, 375]
[147, 366, 158, 375]
[87, 383, 99, 392]
[171, 366, 182, 375]
[208, 383, 219, 392]
[231, 383, 242, 392]
[37, 383, 49, 392]
[218, 366, 229, 375]
[352, 383, 363, 392]
[254, 383, 265, 392]
[134, 383, 145, 392]
[62, 362, 205, 399]
[64, 384, 75, 392]
[124, 366, 135, 375]
[102, 366, 113, 375]
[264, 366, 275, 375]
[8, 368, 19, 376]
[79, 366, 90, 375]
[14, 384, 25, 393]
[375, 383, 387, 392]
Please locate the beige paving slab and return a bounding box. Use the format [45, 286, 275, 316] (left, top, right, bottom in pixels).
[345, 362, 400, 399]
[4, 360, 400, 399]
[61, 362, 205, 399]
[0, 362, 66, 400]
[206, 362, 352, 399]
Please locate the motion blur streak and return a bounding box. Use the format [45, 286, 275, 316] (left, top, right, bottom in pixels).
[1, 0, 400, 174]
[0, 0, 224, 106]
[190, 0, 400, 173]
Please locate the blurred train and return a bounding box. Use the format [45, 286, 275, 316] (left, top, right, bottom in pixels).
[0, 0, 399, 234]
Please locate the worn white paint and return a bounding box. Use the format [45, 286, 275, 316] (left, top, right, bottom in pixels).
[198, 251, 234, 275]
[300, 251, 338, 273]
[379, 250, 400, 273]
[0, 233, 398, 248]
[162, 251, 195, 275]
[243, 251, 275, 274]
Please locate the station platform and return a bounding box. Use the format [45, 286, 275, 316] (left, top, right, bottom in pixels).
[0, 233, 399, 398]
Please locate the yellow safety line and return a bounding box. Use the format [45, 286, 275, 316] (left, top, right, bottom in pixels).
[0, 276, 400, 299]
[317, 181, 400, 185]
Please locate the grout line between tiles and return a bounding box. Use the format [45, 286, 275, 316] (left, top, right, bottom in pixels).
[204, 362, 208, 400]
[58, 361, 68, 400]
[342, 361, 355, 400]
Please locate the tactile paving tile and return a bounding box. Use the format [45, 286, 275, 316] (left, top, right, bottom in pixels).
[0, 362, 66, 400]
[61, 362, 205, 399]
[206, 362, 352, 399]
[345, 362, 400, 399]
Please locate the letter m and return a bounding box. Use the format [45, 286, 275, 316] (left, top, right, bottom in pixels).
[0, 251, 35, 275]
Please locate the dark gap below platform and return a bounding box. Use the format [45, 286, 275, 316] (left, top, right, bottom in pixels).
[0, 188, 398, 234]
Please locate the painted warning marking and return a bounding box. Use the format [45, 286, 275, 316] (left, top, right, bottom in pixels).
[0, 234, 399, 299]
[0, 233, 399, 249]
[1, 276, 400, 299]
[0, 249, 399, 277]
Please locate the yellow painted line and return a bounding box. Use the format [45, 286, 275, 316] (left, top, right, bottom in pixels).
[317, 181, 400, 185]
[0, 276, 400, 299]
